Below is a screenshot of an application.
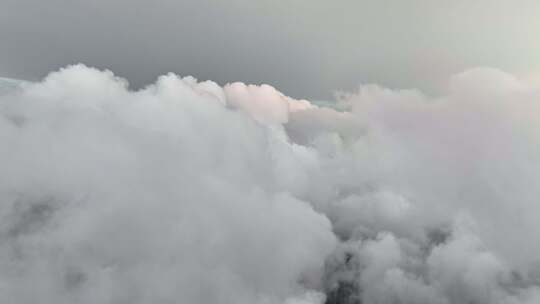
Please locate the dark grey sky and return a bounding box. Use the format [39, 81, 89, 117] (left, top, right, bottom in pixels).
[1, 0, 540, 99]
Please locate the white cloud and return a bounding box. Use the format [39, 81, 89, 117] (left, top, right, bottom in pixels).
[2, 64, 540, 304]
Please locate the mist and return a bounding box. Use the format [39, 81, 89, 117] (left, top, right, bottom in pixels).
[1, 65, 540, 303]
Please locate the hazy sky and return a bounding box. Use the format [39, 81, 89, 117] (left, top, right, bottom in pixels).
[2, 0, 540, 99]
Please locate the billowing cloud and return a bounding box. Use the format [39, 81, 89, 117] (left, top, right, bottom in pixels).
[0, 65, 335, 304]
[1, 65, 540, 304]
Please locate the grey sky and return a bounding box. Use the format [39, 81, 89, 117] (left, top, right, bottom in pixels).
[1, 0, 540, 99]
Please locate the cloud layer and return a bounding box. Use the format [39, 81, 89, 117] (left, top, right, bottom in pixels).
[1, 65, 540, 304]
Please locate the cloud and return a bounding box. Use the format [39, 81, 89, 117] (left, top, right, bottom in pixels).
[0, 65, 335, 304]
[1, 64, 540, 304]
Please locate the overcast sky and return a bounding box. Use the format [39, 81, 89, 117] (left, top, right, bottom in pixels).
[2, 0, 540, 99]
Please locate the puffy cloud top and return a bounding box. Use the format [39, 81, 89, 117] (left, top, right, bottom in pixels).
[2, 65, 540, 304]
